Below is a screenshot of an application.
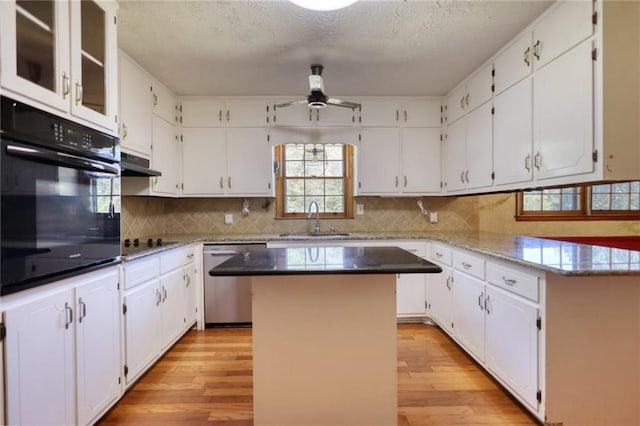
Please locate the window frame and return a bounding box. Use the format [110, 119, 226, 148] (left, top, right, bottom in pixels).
[516, 182, 640, 221]
[274, 144, 355, 219]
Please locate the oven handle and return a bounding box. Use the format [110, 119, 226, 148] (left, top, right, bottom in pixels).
[6, 144, 120, 175]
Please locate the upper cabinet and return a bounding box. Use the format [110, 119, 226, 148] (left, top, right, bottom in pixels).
[0, 0, 118, 133]
[118, 51, 152, 157]
[444, 63, 493, 125]
[181, 98, 269, 127]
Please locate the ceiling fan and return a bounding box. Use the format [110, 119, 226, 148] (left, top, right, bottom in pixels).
[275, 64, 360, 110]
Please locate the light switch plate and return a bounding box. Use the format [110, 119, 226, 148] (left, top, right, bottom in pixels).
[224, 213, 233, 224]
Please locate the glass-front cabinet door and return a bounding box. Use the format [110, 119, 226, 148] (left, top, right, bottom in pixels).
[70, 0, 118, 131]
[0, 0, 71, 111]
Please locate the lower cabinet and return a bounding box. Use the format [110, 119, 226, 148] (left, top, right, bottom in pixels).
[4, 266, 121, 426]
[160, 268, 186, 349]
[184, 260, 198, 327]
[451, 270, 486, 361]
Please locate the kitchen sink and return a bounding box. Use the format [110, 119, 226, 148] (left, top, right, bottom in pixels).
[279, 232, 351, 238]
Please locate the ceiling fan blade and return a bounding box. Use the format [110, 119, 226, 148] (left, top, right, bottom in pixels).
[275, 99, 308, 108]
[327, 97, 361, 109]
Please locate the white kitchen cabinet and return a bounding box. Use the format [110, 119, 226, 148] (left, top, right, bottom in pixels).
[452, 270, 486, 362]
[75, 269, 121, 426]
[359, 98, 401, 127]
[5, 287, 76, 425]
[4, 266, 120, 426]
[180, 97, 268, 127]
[533, 40, 594, 181]
[494, 32, 533, 95]
[118, 50, 152, 157]
[150, 115, 180, 195]
[485, 285, 540, 410]
[532, 1, 593, 70]
[357, 128, 401, 194]
[225, 98, 270, 127]
[180, 98, 226, 127]
[226, 128, 271, 195]
[493, 77, 533, 186]
[184, 261, 198, 327]
[445, 63, 493, 125]
[396, 273, 426, 318]
[444, 101, 493, 193]
[0, 0, 119, 133]
[181, 128, 226, 195]
[152, 77, 177, 124]
[427, 244, 453, 334]
[401, 99, 442, 128]
[123, 277, 162, 385]
[159, 268, 186, 349]
[401, 128, 441, 193]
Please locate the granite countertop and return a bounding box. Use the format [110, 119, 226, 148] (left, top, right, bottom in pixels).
[121, 231, 640, 276]
[208, 246, 442, 276]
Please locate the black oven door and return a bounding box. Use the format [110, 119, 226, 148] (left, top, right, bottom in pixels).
[1, 139, 121, 295]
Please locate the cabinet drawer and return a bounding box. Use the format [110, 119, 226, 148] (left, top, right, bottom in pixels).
[395, 242, 427, 258]
[123, 257, 159, 290]
[160, 248, 185, 275]
[429, 243, 452, 266]
[487, 263, 539, 302]
[453, 250, 485, 280]
[184, 245, 196, 264]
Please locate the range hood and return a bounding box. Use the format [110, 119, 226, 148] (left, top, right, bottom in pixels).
[120, 152, 162, 177]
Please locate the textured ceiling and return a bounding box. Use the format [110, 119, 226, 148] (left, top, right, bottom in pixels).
[117, 0, 552, 97]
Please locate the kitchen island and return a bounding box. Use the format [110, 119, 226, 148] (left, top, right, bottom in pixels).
[209, 246, 442, 426]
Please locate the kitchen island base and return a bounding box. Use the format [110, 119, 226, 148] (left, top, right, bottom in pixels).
[252, 274, 397, 426]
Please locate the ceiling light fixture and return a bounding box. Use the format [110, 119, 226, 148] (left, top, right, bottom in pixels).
[288, 0, 359, 11]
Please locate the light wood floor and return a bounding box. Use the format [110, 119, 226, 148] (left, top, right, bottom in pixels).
[98, 324, 539, 425]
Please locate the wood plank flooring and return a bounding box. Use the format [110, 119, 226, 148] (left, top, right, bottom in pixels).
[98, 324, 538, 425]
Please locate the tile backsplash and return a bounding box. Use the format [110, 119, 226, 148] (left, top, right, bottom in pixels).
[121, 196, 479, 239]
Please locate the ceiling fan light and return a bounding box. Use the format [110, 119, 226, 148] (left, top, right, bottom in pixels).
[309, 101, 326, 109]
[288, 0, 359, 11]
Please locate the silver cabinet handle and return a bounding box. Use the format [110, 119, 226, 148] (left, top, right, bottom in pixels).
[156, 289, 162, 306]
[218, 110, 223, 122]
[502, 276, 517, 286]
[395, 176, 399, 187]
[403, 110, 407, 123]
[524, 46, 531, 66]
[62, 72, 70, 98]
[485, 295, 491, 314]
[75, 81, 83, 105]
[153, 93, 158, 106]
[162, 286, 167, 302]
[187, 253, 195, 259]
[445, 276, 451, 290]
[228, 176, 232, 189]
[404, 176, 407, 187]
[396, 109, 399, 122]
[64, 303, 73, 329]
[435, 252, 443, 258]
[460, 97, 465, 109]
[461, 262, 472, 269]
[464, 170, 469, 183]
[185, 274, 191, 288]
[219, 177, 224, 189]
[533, 40, 541, 60]
[226, 110, 230, 122]
[460, 171, 465, 184]
[122, 123, 128, 140]
[524, 154, 531, 171]
[78, 298, 87, 323]
[478, 292, 484, 310]
[465, 93, 470, 106]
[534, 152, 541, 170]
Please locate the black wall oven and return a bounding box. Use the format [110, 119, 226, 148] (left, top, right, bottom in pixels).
[1, 96, 121, 295]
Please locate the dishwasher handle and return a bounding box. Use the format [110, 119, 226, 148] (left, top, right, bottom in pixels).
[204, 250, 239, 256]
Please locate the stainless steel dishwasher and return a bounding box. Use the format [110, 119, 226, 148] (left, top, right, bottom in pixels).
[203, 243, 266, 327]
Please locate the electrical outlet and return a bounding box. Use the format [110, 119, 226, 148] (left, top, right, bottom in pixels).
[224, 213, 233, 225]
[356, 203, 364, 215]
[428, 211, 438, 223]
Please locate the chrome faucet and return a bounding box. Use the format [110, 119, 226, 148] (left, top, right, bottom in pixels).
[307, 201, 320, 233]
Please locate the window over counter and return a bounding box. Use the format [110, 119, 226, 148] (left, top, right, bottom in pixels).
[516, 181, 640, 221]
[274, 143, 354, 219]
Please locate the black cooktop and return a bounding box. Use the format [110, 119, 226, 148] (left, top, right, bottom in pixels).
[122, 238, 178, 257]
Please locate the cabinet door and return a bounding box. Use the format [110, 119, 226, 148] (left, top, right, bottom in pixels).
[273, 100, 313, 127]
[151, 116, 179, 195]
[5, 288, 75, 425]
[181, 98, 225, 127]
[396, 273, 426, 317]
[401, 128, 441, 193]
[402, 99, 441, 128]
[75, 268, 121, 426]
[152, 77, 177, 124]
[118, 51, 152, 156]
[533, 41, 594, 181]
[225, 99, 269, 127]
[494, 78, 533, 186]
[452, 270, 485, 361]
[532, 1, 593, 70]
[443, 117, 467, 192]
[69, 0, 118, 131]
[427, 266, 453, 334]
[184, 262, 198, 327]
[465, 102, 493, 190]
[226, 128, 271, 195]
[466, 63, 493, 112]
[485, 286, 539, 410]
[357, 128, 400, 194]
[359, 99, 400, 127]
[181, 127, 226, 195]
[445, 85, 467, 124]
[0, 0, 70, 112]
[316, 106, 355, 127]
[123, 279, 161, 384]
[160, 268, 186, 349]
[494, 32, 533, 95]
